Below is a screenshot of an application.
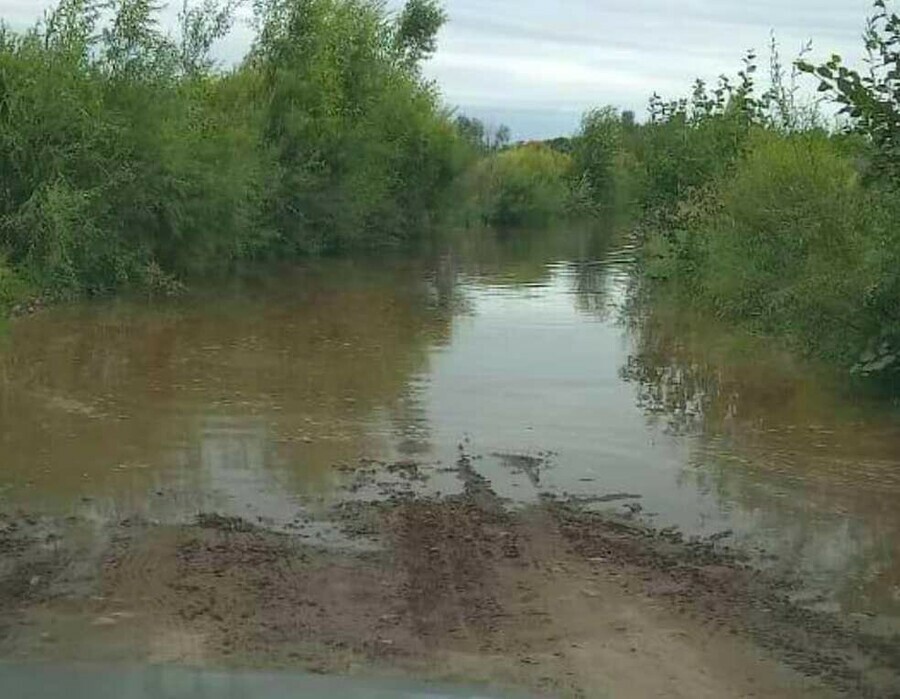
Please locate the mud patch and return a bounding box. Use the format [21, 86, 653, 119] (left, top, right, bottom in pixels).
[1, 456, 897, 697]
[0, 513, 72, 638]
[492, 451, 556, 487]
[547, 498, 900, 698]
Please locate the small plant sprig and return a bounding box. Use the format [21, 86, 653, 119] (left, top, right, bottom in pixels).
[798, 0, 900, 182]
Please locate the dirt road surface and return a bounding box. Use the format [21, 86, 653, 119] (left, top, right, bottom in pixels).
[1, 453, 898, 698]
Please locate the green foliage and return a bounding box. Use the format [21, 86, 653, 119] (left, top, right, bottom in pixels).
[179, 0, 242, 75]
[625, 17, 899, 380]
[101, 0, 178, 80]
[601, 41, 823, 214]
[656, 131, 899, 375]
[856, 188, 900, 375]
[570, 107, 646, 219]
[760, 34, 821, 132]
[394, 0, 445, 67]
[0, 0, 463, 310]
[573, 107, 622, 203]
[0, 256, 30, 310]
[453, 114, 511, 152]
[633, 70, 757, 209]
[695, 133, 869, 357]
[798, 0, 900, 183]
[544, 136, 575, 154]
[251, 0, 458, 252]
[464, 145, 583, 229]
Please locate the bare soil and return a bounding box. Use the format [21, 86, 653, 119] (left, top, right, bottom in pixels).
[1, 454, 899, 698]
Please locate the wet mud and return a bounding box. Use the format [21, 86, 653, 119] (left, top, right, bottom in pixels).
[1, 454, 898, 698]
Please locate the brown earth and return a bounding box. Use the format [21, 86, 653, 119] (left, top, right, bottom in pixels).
[1, 454, 899, 698]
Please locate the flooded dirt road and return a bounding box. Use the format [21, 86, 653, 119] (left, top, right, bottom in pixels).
[2, 450, 897, 697]
[1, 229, 899, 696]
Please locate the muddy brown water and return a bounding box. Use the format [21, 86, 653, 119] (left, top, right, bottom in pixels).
[1, 228, 899, 637]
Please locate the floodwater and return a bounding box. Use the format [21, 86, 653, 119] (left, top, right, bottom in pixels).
[1, 228, 899, 630]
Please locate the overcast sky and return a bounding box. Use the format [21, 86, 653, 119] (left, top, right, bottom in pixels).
[1, 0, 877, 139]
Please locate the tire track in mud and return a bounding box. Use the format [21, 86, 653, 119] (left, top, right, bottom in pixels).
[546, 499, 900, 698]
[0, 514, 75, 643]
[382, 451, 517, 650]
[1, 453, 898, 697]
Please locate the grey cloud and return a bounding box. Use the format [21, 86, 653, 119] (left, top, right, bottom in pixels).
[426, 0, 874, 137]
[0, 0, 881, 138]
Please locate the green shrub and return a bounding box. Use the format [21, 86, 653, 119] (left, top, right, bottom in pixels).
[0, 0, 463, 310]
[798, 0, 900, 185]
[251, 0, 458, 252]
[641, 126, 900, 378]
[855, 189, 900, 376]
[630, 6, 900, 381]
[573, 107, 622, 203]
[698, 132, 867, 357]
[634, 113, 749, 209]
[0, 256, 30, 310]
[465, 144, 582, 228]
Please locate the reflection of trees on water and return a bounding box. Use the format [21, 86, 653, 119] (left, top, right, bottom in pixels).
[622, 295, 900, 619]
[0, 226, 626, 509]
[569, 261, 617, 320]
[568, 231, 637, 322]
[387, 380, 433, 457]
[620, 309, 720, 436]
[619, 292, 857, 436]
[385, 224, 624, 455]
[685, 441, 900, 619]
[0, 259, 456, 502]
[433, 226, 623, 333]
[432, 224, 617, 291]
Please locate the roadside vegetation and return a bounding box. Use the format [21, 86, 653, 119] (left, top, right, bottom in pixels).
[0, 0, 465, 311]
[1, 0, 897, 387]
[557, 4, 900, 385]
[458, 143, 594, 229]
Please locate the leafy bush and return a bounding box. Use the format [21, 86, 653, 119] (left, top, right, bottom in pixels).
[251, 0, 459, 252]
[465, 145, 583, 228]
[573, 107, 622, 202]
[0, 256, 30, 310]
[613, 42, 823, 212]
[637, 123, 898, 377]
[856, 189, 900, 376]
[625, 14, 900, 379]
[0, 0, 463, 308]
[799, 0, 900, 184]
[696, 132, 869, 358]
